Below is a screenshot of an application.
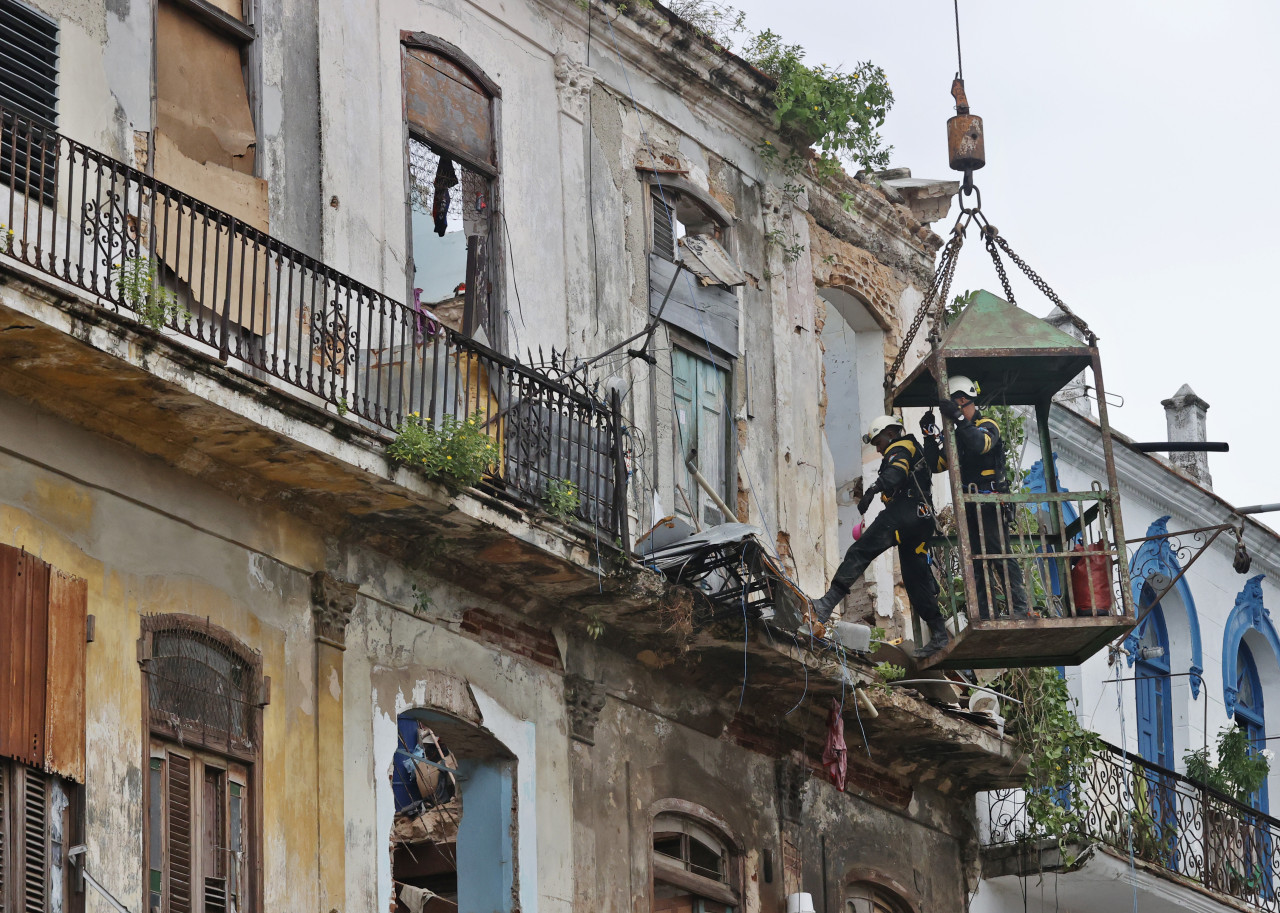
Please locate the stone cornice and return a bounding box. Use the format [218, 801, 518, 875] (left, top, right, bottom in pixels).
[536, 0, 944, 264]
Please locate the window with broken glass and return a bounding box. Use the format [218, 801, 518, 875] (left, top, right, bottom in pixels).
[652, 812, 740, 913]
[402, 37, 499, 343]
[140, 616, 262, 913]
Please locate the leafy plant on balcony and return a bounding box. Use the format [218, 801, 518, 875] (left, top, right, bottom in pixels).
[112, 257, 188, 330]
[544, 478, 581, 523]
[1184, 724, 1271, 805]
[388, 411, 499, 490]
[993, 666, 1101, 862]
[0, 222, 13, 255]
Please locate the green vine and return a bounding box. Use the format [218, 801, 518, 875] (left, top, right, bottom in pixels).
[992, 667, 1101, 862]
[113, 257, 189, 330]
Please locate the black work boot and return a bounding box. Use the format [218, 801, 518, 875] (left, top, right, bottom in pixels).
[915, 617, 951, 659]
[810, 585, 849, 623]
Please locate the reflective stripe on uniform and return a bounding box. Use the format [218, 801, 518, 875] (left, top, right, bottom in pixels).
[915, 541, 927, 555]
[981, 469, 996, 476]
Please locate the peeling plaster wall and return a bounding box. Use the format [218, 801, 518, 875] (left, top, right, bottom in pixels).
[569, 634, 976, 913]
[23, 0, 323, 253]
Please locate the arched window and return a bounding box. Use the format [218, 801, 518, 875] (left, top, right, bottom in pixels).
[847, 881, 914, 913]
[1135, 601, 1174, 771]
[1236, 641, 1268, 812]
[401, 34, 499, 340]
[652, 809, 741, 913]
[140, 615, 264, 913]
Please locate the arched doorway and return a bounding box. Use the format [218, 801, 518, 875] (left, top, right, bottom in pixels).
[817, 287, 886, 618]
[390, 708, 518, 913]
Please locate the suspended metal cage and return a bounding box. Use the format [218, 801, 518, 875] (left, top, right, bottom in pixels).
[892, 290, 1135, 669]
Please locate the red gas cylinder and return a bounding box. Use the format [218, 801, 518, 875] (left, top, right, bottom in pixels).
[1070, 544, 1113, 616]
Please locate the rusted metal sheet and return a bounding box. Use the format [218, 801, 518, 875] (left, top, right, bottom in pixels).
[44, 569, 87, 782]
[0, 545, 50, 769]
[404, 48, 493, 169]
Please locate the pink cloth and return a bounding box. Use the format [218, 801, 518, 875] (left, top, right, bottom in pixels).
[822, 697, 848, 791]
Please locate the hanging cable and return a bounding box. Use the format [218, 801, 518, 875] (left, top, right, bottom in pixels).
[953, 0, 964, 80]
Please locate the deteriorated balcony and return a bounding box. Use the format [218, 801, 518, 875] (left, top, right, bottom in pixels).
[982, 742, 1280, 912]
[0, 104, 635, 612]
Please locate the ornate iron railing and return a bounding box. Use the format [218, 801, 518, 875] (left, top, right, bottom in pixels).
[0, 106, 629, 543]
[984, 742, 1280, 908]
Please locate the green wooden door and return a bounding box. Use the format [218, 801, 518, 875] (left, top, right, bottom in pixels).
[672, 349, 730, 527]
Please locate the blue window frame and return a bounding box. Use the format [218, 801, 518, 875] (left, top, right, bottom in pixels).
[1236, 642, 1269, 813]
[1135, 601, 1174, 770]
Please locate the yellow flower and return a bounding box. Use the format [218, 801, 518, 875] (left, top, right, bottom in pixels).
[446, 455, 452, 460]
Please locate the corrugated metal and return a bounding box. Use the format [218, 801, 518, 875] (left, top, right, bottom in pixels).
[404, 47, 493, 169]
[0, 547, 50, 770]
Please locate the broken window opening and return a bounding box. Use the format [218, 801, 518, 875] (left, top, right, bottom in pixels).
[652, 811, 740, 913]
[401, 37, 499, 345]
[408, 136, 493, 336]
[141, 615, 262, 913]
[152, 0, 269, 334]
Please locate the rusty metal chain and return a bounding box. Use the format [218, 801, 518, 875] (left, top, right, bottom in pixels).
[992, 233, 1096, 344]
[983, 225, 1017, 306]
[885, 228, 964, 393]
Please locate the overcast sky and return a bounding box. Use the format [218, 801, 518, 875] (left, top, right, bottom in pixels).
[727, 0, 1278, 512]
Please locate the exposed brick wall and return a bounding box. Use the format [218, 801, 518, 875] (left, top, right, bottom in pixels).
[458, 608, 562, 671]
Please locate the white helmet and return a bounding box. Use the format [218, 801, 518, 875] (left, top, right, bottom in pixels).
[947, 375, 980, 399]
[862, 415, 904, 445]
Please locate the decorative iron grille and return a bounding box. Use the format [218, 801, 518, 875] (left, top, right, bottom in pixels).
[144, 617, 261, 755]
[983, 741, 1280, 910]
[0, 102, 629, 544]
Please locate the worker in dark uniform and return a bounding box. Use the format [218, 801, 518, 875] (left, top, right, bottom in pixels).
[810, 415, 949, 659]
[924, 375, 1030, 620]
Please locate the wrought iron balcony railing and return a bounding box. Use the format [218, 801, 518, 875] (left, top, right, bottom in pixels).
[0, 105, 628, 544]
[984, 741, 1280, 909]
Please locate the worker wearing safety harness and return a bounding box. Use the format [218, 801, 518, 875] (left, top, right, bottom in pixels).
[810, 416, 949, 659]
[925, 375, 1030, 620]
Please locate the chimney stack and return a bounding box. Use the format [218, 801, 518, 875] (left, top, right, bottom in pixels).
[1162, 384, 1212, 489]
[1045, 307, 1092, 415]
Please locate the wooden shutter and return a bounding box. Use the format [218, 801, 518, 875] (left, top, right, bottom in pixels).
[0, 762, 6, 907]
[0, 545, 87, 782]
[19, 767, 47, 913]
[652, 189, 676, 260]
[167, 753, 194, 913]
[0, 547, 51, 769]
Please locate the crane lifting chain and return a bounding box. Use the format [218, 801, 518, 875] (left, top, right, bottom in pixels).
[883, 184, 1096, 400]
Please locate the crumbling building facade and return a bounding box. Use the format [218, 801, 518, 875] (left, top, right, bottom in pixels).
[0, 1, 1020, 912]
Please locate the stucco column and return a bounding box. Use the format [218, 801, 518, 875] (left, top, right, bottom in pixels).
[311, 572, 358, 913]
[555, 53, 596, 349]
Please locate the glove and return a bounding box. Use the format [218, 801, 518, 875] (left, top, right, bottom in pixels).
[920, 409, 938, 435]
[857, 484, 880, 515]
[938, 399, 963, 422]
